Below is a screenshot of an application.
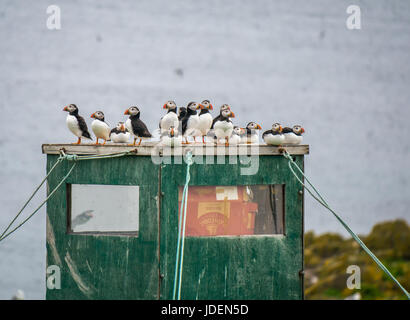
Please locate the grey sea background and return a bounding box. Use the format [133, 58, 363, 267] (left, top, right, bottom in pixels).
[0, 0, 409, 299]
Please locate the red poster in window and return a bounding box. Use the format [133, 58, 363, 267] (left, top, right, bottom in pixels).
[178, 186, 258, 236]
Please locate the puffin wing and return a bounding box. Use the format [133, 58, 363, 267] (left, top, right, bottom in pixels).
[159, 116, 163, 130]
[133, 118, 152, 137]
[181, 115, 189, 135]
[262, 129, 272, 139]
[77, 115, 92, 139]
[110, 128, 118, 137]
[211, 115, 221, 129]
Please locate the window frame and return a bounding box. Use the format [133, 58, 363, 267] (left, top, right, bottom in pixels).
[66, 183, 140, 236]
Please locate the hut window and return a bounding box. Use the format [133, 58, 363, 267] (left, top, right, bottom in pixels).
[178, 185, 285, 237]
[67, 184, 139, 234]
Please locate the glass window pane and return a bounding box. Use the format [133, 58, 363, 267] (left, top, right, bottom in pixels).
[178, 185, 284, 237]
[68, 184, 139, 233]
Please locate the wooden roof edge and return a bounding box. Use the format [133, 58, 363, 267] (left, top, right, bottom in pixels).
[41, 143, 309, 156]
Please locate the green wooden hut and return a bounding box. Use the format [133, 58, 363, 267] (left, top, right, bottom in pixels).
[42, 143, 309, 300]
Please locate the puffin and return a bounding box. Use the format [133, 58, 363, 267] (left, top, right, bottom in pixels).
[91, 111, 110, 145]
[160, 126, 182, 147]
[159, 100, 179, 133]
[63, 104, 92, 144]
[282, 125, 305, 144]
[262, 123, 285, 146]
[241, 122, 262, 144]
[110, 122, 130, 143]
[229, 126, 245, 145]
[214, 108, 235, 146]
[124, 106, 152, 146]
[211, 104, 231, 129]
[181, 101, 201, 144]
[178, 107, 187, 121]
[198, 99, 213, 143]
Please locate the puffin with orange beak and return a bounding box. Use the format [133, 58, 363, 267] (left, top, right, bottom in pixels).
[242, 122, 262, 144]
[262, 123, 285, 145]
[159, 100, 179, 134]
[198, 100, 214, 143]
[181, 101, 201, 144]
[110, 122, 130, 143]
[211, 104, 231, 129]
[63, 104, 92, 144]
[229, 126, 245, 145]
[282, 125, 305, 145]
[160, 126, 182, 147]
[213, 108, 235, 146]
[91, 111, 110, 145]
[124, 106, 152, 146]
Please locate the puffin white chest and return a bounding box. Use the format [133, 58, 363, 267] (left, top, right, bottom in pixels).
[242, 133, 259, 144]
[66, 115, 82, 137]
[229, 134, 241, 145]
[111, 131, 130, 143]
[198, 113, 213, 135]
[91, 120, 110, 140]
[161, 112, 179, 132]
[283, 133, 303, 144]
[185, 114, 200, 136]
[214, 120, 233, 138]
[125, 119, 134, 135]
[161, 135, 182, 147]
[263, 133, 285, 145]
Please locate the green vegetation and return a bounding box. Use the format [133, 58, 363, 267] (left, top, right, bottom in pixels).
[305, 219, 410, 300]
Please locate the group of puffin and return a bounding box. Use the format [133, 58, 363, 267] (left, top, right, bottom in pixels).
[62, 101, 305, 147]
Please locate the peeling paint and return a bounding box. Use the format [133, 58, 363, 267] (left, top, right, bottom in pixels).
[65, 252, 95, 298]
[195, 267, 206, 300]
[46, 214, 62, 266]
[224, 265, 228, 297]
[85, 259, 92, 273]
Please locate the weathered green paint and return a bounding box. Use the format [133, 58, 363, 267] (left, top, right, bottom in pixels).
[46, 153, 304, 300]
[46, 156, 160, 300]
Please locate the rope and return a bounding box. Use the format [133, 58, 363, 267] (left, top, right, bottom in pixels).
[0, 161, 77, 242]
[172, 151, 193, 300]
[281, 150, 410, 299]
[0, 157, 63, 240]
[0, 150, 135, 243]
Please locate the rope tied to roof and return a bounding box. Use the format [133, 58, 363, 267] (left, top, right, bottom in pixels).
[0, 150, 135, 243]
[280, 148, 410, 299]
[173, 151, 193, 300]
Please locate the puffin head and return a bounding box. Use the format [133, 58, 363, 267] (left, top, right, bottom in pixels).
[168, 126, 178, 137]
[221, 109, 234, 118]
[246, 122, 261, 130]
[220, 104, 231, 113]
[63, 104, 78, 114]
[91, 111, 105, 121]
[272, 123, 283, 133]
[116, 122, 126, 132]
[124, 106, 140, 116]
[187, 101, 200, 111]
[293, 125, 305, 135]
[233, 126, 243, 135]
[200, 100, 213, 110]
[163, 100, 177, 110]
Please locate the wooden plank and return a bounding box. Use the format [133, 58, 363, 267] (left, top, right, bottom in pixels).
[42, 143, 309, 156]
